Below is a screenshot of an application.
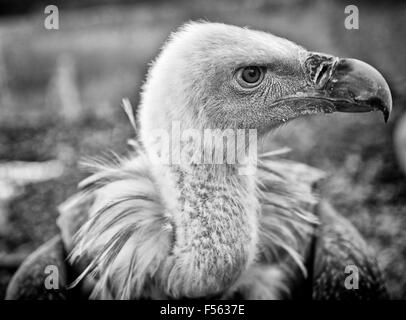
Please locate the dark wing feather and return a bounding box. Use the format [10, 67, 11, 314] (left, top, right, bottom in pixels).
[6, 236, 69, 300]
[311, 201, 389, 300]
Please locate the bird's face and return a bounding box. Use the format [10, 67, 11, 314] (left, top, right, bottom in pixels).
[140, 22, 392, 139]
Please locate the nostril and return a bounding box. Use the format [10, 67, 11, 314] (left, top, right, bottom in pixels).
[315, 63, 331, 87]
[303, 52, 337, 87]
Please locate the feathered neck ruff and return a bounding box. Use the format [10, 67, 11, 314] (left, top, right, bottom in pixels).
[60, 144, 323, 299]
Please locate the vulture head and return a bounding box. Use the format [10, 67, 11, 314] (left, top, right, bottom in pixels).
[66, 22, 392, 300]
[140, 22, 391, 147]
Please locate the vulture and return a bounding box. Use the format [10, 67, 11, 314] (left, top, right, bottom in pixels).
[6, 22, 392, 300]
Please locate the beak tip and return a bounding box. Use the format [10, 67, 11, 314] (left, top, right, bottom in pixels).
[384, 109, 390, 123]
[378, 82, 393, 123]
[377, 88, 392, 123]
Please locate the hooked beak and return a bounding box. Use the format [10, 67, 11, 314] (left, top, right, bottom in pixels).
[299, 52, 392, 122]
[271, 52, 392, 123]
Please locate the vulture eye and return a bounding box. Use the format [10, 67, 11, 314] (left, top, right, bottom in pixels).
[237, 66, 265, 88]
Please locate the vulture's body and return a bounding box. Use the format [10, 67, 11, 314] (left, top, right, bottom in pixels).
[7, 22, 391, 300]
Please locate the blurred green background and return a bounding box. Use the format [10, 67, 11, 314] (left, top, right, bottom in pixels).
[0, 0, 405, 299]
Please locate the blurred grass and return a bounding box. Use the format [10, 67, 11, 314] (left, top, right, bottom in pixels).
[0, 0, 405, 299]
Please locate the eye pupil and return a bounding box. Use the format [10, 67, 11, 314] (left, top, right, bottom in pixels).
[242, 66, 261, 84]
